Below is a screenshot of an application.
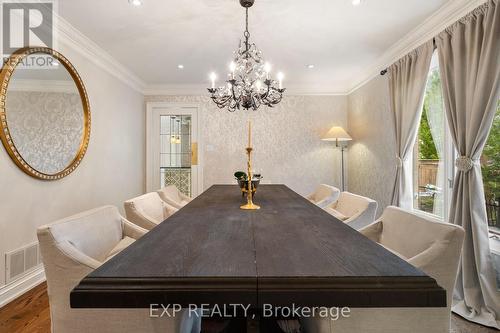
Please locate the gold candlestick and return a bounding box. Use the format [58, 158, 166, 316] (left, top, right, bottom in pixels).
[240, 147, 260, 210]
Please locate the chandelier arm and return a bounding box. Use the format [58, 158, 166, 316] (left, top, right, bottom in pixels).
[263, 82, 271, 99]
[272, 94, 283, 105]
[212, 98, 224, 107]
[212, 92, 233, 109]
[230, 83, 238, 103]
[262, 88, 283, 106]
[212, 100, 225, 109]
[223, 95, 232, 105]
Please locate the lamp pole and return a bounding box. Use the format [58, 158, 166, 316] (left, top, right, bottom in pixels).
[336, 139, 345, 192]
[322, 126, 352, 192]
[341, 145, 346, 192]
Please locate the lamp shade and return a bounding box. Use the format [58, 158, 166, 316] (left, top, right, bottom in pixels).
[322, 126, 352, 142]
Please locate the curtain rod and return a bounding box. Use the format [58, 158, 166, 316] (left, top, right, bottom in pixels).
[380, 38, 436, 76]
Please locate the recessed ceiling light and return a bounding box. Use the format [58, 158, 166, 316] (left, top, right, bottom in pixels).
[177, 64, 184, 69]
[129, 0, 142, 7]
[307, 64, 315, 69]
[352, 0, 362, 6]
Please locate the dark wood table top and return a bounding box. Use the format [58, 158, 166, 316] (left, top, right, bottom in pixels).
[71, 185, 446, 309]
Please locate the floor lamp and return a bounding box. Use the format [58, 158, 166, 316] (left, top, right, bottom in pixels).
[322, 126, 352, 192]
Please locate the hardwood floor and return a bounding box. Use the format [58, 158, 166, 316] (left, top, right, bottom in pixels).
[0, 282, 497, 333]
[0, 283, 50, 333]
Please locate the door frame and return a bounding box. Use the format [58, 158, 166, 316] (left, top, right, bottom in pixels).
[146, 102, 203, 196]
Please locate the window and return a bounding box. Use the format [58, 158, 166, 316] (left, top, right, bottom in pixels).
[413, 53, 454, 220]
[484, 103, 500, 288]
[482, 103, 500, 234]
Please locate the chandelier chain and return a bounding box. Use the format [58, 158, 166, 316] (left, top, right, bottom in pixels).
[245, 8, 249, 33]
[244, 9, 250, 43]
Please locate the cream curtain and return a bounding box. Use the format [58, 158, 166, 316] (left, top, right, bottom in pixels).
[436, 0, 500, 329]
[389, 41, 435, 209]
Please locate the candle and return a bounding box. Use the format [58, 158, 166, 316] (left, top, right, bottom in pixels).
[264, 62, 271, 80]
[277, 72, 284, 89]
[230, 62, 236, 79]
[248, 120, 252, 148]
[210, 72, 216, 89]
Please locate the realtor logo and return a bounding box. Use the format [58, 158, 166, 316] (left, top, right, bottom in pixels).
[1, 0, 56, 57]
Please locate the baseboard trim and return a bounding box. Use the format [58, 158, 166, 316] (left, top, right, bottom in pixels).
[0, 267, 46, 308]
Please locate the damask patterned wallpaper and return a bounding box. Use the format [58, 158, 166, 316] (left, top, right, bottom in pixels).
[6, 91, 83, 174]
[347, 75, 396, 217]
[145, 95, 348, 196]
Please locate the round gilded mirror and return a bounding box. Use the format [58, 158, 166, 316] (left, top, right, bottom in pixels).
[0, 47, 90, 180]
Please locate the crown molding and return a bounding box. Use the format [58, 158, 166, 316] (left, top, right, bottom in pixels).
[54, 14, 146, 93]
[144, 84, 349, 96]
[47, 0, 486, 97]
[346, 0, 488, 95]
[144, 84, 207, 96]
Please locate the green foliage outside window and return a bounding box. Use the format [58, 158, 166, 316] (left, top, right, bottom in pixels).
[419, 110, 438, 160]
[482, 103, 500, 201]
[418, 70, 440, 160]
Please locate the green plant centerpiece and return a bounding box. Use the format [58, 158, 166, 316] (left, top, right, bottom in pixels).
[234, 171, 262, 196]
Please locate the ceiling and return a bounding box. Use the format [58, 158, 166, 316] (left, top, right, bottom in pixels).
[58, 0, 451, 93]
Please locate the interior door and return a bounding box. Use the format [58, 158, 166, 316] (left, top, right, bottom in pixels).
[147, 104, 201, 197]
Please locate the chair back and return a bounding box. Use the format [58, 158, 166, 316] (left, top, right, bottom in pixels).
[37, 206, 123, 332]
[40, 205, 122, 263]
[157, 185, 186, 208]
[124, 192, 167, 227]
[380, 207, 460, 258]
[334, 192, 374, 217]
[378, 206, 465, 308]
[308, 184, 340, 207]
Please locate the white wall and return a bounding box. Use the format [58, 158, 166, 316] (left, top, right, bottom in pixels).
[146, 95, 348, 196]
[347, 75, 396, 217]
[0, 45, 145, 288]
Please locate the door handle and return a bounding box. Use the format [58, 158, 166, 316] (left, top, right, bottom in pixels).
[191, 142, 198, 166]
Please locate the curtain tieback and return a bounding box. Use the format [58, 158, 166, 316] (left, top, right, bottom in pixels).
[455, 156, 478, 172]
[396, 156, 405, 168]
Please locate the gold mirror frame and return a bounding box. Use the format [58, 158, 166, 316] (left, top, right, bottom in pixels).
[0, 47, 91, 180]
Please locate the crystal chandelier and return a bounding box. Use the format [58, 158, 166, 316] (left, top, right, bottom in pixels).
[207, 0, 285, 112]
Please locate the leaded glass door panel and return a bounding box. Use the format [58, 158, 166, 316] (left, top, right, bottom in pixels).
[160, 115, 192, 196]
[147, 104, 200, 197]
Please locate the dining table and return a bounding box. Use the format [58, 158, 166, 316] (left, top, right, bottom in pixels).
[70, 184, 446, 330]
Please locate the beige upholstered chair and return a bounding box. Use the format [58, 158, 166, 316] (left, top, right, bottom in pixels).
[324, 192, 378, 230]
[157, 185, 192, 209]
[302, 206, 465, 333]
[124, 192, 178, 230]
[37, 205, 200, 333]
[306, 184, 341, 208]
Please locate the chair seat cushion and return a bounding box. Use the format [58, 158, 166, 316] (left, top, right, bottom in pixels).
[106, 236, 135, 260]
[326, 208, 349, 221]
